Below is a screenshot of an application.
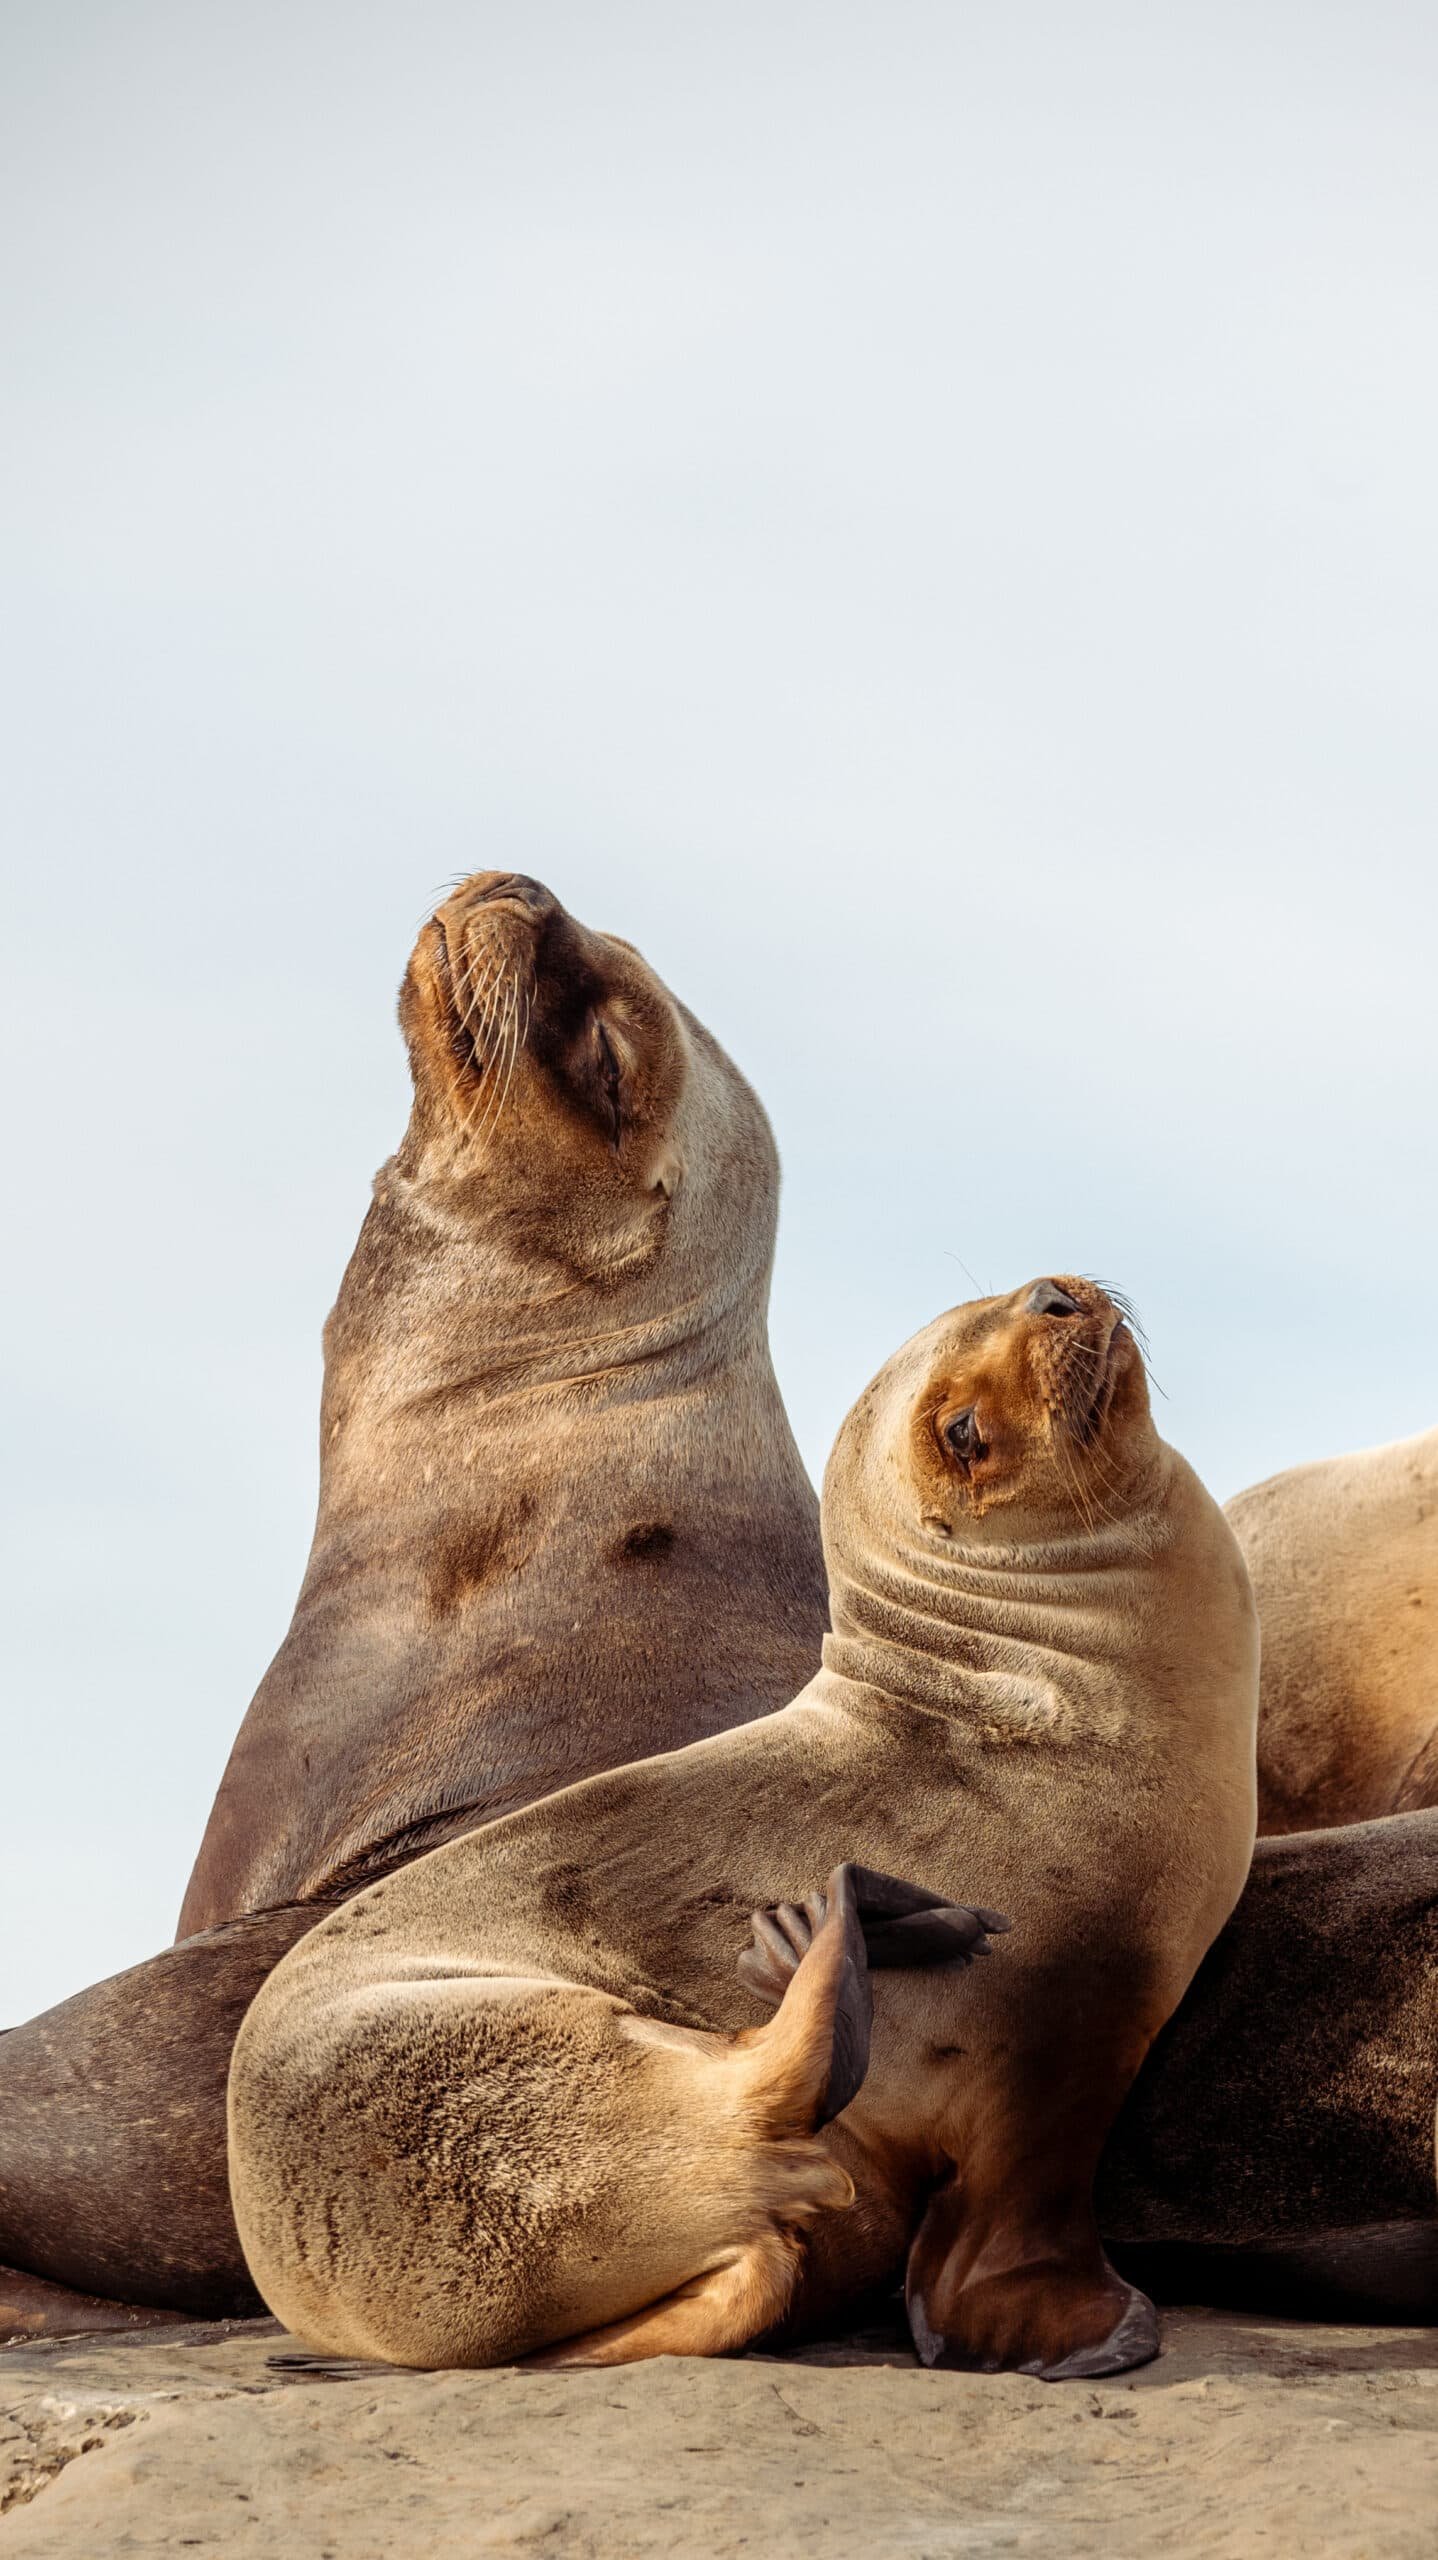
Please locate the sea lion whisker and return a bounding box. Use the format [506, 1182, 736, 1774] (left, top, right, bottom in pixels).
[416, 878, 473, 934]
[453, 1000, 502, 1140]
[482, 986, 524, 1148]
[456, 945, 508, 1053]
[471, 959, 517, 1072]
[471, 978, 525, 1154]
[1051, 1373, 1125, 1523]
[440, 934, 510, 1122]
[455, 960, 515, 1140]
[1077, 1281, 1150, 1356]
[1056, 1414, 1124, 1533]
[1073, 1445, 1127, 1530]
[464, 972, 510, 1101]
[464, 979, 516, 1150]
[1052, 1425, 1097, 1535]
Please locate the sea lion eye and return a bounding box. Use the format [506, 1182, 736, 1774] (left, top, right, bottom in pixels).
[594, 1020, 624, 1146]
[942, 1407, 989, 1474]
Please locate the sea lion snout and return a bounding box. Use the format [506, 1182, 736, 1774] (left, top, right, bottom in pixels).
[1027, 1280, 1083, 1320]
[394, 871, 698, 1229]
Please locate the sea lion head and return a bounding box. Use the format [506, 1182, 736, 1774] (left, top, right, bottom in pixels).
[391, 871, 776, 1296]
[828, 1277, 1162, 1564]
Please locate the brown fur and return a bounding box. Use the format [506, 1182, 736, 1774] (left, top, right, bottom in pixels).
[1101, 1807, 1438, 2319]
[229, 1277, 1258, 2379]
[0, 873, 825, 2332]
[1226, 1427, 1438, 1833]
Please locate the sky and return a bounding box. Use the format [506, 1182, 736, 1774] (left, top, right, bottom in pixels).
[3, 3, 1436, 2021]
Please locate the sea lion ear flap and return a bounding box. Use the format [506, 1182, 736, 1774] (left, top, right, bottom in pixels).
[734, 1864, 873, 2132]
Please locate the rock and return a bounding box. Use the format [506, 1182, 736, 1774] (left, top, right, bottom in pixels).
[2, 2307, 1435, 2556]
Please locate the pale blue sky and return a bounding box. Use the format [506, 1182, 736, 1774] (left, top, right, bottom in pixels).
[4, 3, 1436, 2019]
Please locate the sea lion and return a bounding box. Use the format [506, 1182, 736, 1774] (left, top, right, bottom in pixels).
[8, 1809, 1426, 2338]
[181, 867, 826, 1929]
[228, 1274, 1259, 2378]
[0, 871, 826, 2331]
[1102, 1807, 1438, 2320]
[1226, 1427, 1438, 1833]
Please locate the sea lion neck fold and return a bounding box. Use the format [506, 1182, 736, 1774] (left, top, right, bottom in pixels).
[319, 1173, 773, 1441]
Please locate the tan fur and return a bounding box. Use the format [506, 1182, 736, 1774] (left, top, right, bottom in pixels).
[229, 1278, 1258, 2378]
[180, 871, 825, 1932]
[1227, 1427, 1438, 1833]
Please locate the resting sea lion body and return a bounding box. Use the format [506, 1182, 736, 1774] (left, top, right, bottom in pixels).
[1226, 1426, 1438, 1833]
[230, 1276, 1258, 2379]
[0, 873, 825, 2328]
[1102, 1807, 1438, 2319]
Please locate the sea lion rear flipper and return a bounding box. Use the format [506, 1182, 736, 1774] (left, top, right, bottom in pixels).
[735, 1862, 872, 2129]
[525, 2233, 805, 2369]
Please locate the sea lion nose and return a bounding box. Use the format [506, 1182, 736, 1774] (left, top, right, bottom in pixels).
[470, 870, 542, 901]
[1029, 1281, 1082, 1319]
[469, 872, 551, 912]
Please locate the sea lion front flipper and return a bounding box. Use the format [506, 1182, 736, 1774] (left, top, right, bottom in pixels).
[904, 2169, 1160, 2382]
[738, 1867, 1008, 2006]
[0, 2263, 191, 2345]
[861, 1907, 1008, 1968]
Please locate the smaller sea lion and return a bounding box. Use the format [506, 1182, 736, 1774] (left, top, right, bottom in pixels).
[228, 1276, 1258, 2379]
[1227, 1427, 1438, 1832]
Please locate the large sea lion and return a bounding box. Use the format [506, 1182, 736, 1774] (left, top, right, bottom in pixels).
[182, 867, 826, 1928]
[1227, 1427, 1438, 1833]
[0, 871, 826, 2330]
[229, 1275, 1259, 2378]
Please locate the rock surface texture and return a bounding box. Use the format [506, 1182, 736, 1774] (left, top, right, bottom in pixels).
[2, 2308, 1434, 2556]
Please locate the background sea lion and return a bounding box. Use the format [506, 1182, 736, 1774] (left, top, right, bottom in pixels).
[1226, 1427, 1438, 1833]
[228, 1275, 1258, 2378]
[1102, 1807, 1438, 2319]
[0, 871, 826, 2330]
